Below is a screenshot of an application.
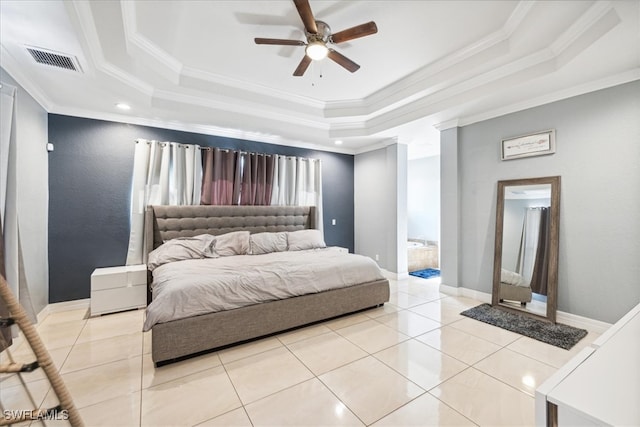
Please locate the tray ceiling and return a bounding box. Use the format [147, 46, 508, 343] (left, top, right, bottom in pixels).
[1, 0, 638, 157]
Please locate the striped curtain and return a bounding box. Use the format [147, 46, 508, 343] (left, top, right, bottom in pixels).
[239, 152, 275, 205]
[201, 148, 240, 205]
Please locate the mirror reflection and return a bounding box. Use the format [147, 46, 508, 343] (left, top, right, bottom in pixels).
[492, 176, 560, 323]
[499, 184, 551, 317]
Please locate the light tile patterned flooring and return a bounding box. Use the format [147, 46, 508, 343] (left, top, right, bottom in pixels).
[1, 277, 600, 427]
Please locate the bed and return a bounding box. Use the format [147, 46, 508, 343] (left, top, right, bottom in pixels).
[143, 205, 390, 365]
[499, 268, 532, 306]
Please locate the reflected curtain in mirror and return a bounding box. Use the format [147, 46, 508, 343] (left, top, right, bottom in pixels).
[492, 176, 560, 323]
[517, 207, 550, 296]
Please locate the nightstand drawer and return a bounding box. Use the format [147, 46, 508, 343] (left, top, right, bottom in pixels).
[91, 285, 146, 316]
[91, 265, 146, 291]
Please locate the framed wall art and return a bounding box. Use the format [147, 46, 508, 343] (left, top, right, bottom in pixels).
[501, 129, 556, 160]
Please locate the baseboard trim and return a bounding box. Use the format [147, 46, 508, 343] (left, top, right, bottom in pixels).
[37, 299, 90, 323]
[437, 285, 611, 334]
[458, 288, 492, 304]
[556, 311, 611, 334]
[439, 283, 461, 296]
[381, 269, 410, 281]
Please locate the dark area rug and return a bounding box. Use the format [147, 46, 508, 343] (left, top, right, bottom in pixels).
[409, 268, 440, 279]
[460, 303, 588, 350]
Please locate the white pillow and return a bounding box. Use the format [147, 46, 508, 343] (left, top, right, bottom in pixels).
[214, 231, 250, 256]
[287, 229, 326, 251]
[250, 232, 288, 255]
[147, 234, 217, 271]
[501, 268, 529, 287]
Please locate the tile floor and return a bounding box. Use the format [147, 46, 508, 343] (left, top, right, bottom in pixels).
[1, 277, 600, 427]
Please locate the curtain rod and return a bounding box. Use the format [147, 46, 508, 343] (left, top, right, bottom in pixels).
[135, 139, 319, 161]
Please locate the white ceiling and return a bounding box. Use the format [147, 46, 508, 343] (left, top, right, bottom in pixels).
[1, 1, 638, 159]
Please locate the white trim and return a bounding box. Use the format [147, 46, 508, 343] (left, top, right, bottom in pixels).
[550, 1, 615, 55]
[436, 286, 612, 334]
[121, 2, 182, 85]
[458, 69, 640, 127]
[434, 119, 460, 131]
[45, 298, 90, 316]
[0, 45, 53, 111]
[36, 300, 89, 330]
[381, 269, 410, 281]
[439, 283, 461, 296]
[47, 105, 355, 155]
[556, 311, 612, 335]
[458, 287, 493, 304]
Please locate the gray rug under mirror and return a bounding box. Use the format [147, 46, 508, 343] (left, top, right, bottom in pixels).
[460, 303, 588, 350]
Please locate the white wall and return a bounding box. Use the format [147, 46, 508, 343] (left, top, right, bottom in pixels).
[407, 155, 440, 243]
[0, 68, 49, 314]
[444, 81, 640, 324]
[355, 143, 408, 275]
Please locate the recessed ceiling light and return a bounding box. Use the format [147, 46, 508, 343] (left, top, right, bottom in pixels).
[116, 103, 131, 110]
[334, 140, 343, 145]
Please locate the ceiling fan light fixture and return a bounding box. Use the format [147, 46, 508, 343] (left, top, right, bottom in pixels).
[306, 41, 328, 60]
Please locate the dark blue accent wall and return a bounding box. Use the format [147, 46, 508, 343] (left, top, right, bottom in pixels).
[48, 114, 355, 303]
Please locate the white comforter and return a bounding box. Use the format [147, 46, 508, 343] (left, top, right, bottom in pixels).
[143, 247, 384, 331]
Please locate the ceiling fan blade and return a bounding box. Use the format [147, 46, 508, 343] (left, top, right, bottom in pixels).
[330, 21, 378, 44]
[327, 49, 360, 73]
[293, 0, 318, 34]
[293, 55, 312, 76]
[254, 38, 305, 46]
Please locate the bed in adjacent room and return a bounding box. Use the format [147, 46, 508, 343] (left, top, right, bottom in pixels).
[143, 205, 390, 365]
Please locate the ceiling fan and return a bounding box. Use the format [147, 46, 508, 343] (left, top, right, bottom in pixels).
[254, 0, 378, 76]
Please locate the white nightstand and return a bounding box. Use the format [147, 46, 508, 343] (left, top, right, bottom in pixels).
[90, 265, 147, 316]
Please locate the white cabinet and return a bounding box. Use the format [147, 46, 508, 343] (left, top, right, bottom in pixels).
[536, 303, 640, 426]
[90, 265, 147, 316]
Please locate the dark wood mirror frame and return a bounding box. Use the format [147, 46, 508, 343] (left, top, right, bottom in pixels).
[492, 176, 561, 323]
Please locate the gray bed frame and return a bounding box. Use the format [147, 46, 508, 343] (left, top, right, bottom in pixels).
[144, 205, 390, 365]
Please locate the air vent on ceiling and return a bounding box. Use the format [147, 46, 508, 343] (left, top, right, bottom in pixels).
[25, 46, 82, 72]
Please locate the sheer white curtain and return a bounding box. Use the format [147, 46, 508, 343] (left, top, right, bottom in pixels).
[271, 155, 323, 233]
[1, 84, 16, 347]
[1, 84, 37, 345]
[516, 207, 542, 284]
[126, 140, 202, 265]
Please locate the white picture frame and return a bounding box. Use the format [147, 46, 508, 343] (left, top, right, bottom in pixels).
[501, 130, 556, 161]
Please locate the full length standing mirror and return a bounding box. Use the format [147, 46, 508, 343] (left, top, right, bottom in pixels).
[492, 176, 560, 323]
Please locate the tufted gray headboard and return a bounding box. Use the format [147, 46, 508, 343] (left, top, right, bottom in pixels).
[143, 205, 316, 262]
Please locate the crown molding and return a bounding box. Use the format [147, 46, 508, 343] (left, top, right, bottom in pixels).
[48, 103, 357, 155]
[550, 1, 614, 55]
[0, 45, 53, 111]
[458, 68, 640, 127]
[152, 89, 328, 130]
[68, 0, 155, 96]
[121, 1, 183, 85]
[434, 119, 460, 131]
[120, 1, 328, 111]
[323, 0, 536, 119]
[179, 67, 325, 117]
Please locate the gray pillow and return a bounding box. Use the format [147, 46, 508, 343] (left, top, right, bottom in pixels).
[147, 234, 217, 271]
[287, 229, 326, 251]
[214, 231, 251, 256]
[250, 232, 288, 255]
